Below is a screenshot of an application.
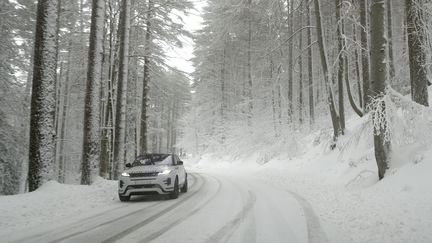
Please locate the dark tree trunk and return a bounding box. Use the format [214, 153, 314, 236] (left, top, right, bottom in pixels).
[386, 0, 395, 80]
[140, 0, 154, 154]
[370, 0, 391, 180]
[298, 7, 304, 124]
[81, 0, 106, 185]
[246, 0, 253, 126]
[113, 0, 130, 179]
[352, 21, 363, 109]
[406, 0, 429, 106]
[287, 0, 294, 122]
[336, 0, 345, 133]
[307, 3, 314, 126]
[100, 1, 118, 179]
[360, 0, 371, 110]
[58, 43, 72, 183]
[220, 38, 227, 143]
[28, 0, 60, 191]
[345, 58, 364, 117]
[313, 0, 341, 142]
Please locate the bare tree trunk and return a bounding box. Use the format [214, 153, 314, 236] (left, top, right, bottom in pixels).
[126, 23, 139, 161]
[100, 1, 118, 178]
[58, 42, 72, 183]
[28, 0, 59, 191]
[307, 3, 314, 126]
[81, 0, 106, 185]
[270, 57, 278, 135]
[140, 0, 153, 154]
[360, 0, 371, 110]
[287, 0, 294, 122]
[313, 0, 341, 142]
[406, 0, 429, 106]
[247, 0, 253, 126]
[386, 0, 395, 80]
[220, 38, 227, 143]
[277, 66, 282, 127]
[336, 0, 345, 133]
[352, 21, 363, 109]
[54, 63, 63, 143]
[345, 58, 364, 117]
[170, 100, 177, 153]
[158, 103, 164, 152]
[370, 0, 391, 180]
[166, 103, 172, 152]
[113, 0, 130, 179]
[298, 7, 304, 124]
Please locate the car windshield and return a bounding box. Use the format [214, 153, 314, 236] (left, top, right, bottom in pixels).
[131, 154, 172, 166]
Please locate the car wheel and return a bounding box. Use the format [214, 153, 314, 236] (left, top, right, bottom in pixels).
[181, 174, 188, 193]
[119, 194, 130, 202]
[169, 176, 179, 199]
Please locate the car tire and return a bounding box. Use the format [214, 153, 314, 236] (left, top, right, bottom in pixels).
[169, 176, 179, 199]
[119, 194, 130, 202]
[181, 174, 188, 193]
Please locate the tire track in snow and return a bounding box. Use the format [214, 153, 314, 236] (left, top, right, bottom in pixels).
[35, 173, 201, 243]
[14, 174, 201, 243]
[288, 191, 329, 243]
[12, 204, 129, 243]
[102, 173, 206, 243]
[206, 191, 257, 243]
[48, 202, 161, 243]
[138, 174, 223, 242]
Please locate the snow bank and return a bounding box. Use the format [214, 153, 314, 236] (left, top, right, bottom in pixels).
[0, 177, 118, 234]
[189, 88, 432, 243]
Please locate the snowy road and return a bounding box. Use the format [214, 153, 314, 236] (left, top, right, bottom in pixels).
[3, 171, 329, 243]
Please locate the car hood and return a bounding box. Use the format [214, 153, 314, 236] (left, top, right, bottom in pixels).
[123, 165, 169, 174]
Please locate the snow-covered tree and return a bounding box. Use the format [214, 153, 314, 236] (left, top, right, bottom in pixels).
[28, 0, 60, 191]
[370, 0, 391, 179]
[406, 0, 429, 106]
[113, 0, 131, 180]
[81, 0, 106, 185]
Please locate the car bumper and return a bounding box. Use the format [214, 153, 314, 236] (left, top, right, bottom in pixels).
[118, 174, 174, 196]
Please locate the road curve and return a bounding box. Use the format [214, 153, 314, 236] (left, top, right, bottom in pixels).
[3, 170, 330, 243]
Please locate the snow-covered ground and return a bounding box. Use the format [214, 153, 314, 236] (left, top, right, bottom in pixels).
[0, 177, 119, 234]
[1, 95, 431, 242]
[1, 136, 430, 243]
[191, 113, 432, 242]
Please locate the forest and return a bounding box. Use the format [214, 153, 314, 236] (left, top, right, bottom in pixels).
[1, 0, 431, 195]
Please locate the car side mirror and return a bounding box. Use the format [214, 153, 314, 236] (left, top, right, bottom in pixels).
[125, 163, 132, 168]
[178, 161, 184, 165]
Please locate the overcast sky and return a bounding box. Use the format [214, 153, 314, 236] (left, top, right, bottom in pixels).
[165, 0, 206, 75]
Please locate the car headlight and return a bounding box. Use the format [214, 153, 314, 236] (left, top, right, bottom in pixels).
[121, 172, 130, 177]
[159, 169, 171, 175]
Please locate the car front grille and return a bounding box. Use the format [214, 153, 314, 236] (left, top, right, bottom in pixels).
[128, 184, 155, 189]
[129, 172, 159, 177]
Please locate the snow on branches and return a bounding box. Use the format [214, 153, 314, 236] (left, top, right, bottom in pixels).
[368, 87, 432, 147]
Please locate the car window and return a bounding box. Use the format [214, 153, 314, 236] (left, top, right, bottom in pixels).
[132, 154, 171, 166]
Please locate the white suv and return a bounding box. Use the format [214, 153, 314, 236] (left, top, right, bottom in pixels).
[118, 154, 188, 201]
